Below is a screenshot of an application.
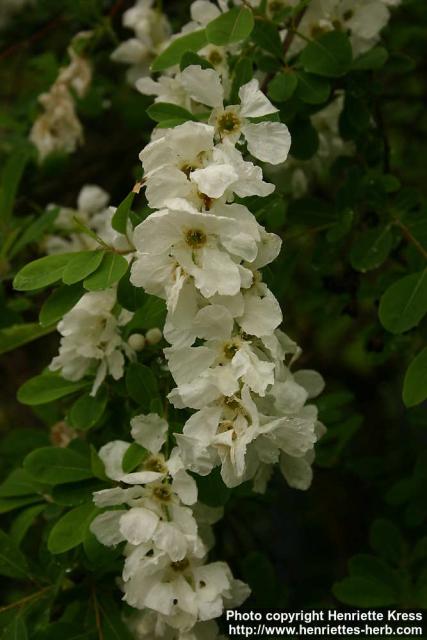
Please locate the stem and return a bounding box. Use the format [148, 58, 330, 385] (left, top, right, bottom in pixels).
[92, 587, 104, 640]
[392, 215, 427, 262]
[0, 586, 52, 614]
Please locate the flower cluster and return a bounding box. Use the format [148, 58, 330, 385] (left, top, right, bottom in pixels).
[111, 0, 172, 83]
[45, 184, 132, 255]
[30, 35, 92, 161]
[90, 414, 249, 638]
[128, 65, 324, 490]
[50, 288, 134, 395]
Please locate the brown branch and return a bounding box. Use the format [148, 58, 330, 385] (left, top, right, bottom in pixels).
[0, 16, 65, 62]
[393, 216, 427, 262]
[109, 0, 127, 18]
[0, 587, 51, 614]
[261, 5, 308, 91]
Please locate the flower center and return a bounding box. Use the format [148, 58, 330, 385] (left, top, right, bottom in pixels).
[144, 455, 167, 474]
[217, 111, 241, 135]
[223, 339, 240, 360]
[208, 50, 223, 66]
[171, 558, 190, 572]
[185, 228, 207, 249]
[152, 484, 171, 502]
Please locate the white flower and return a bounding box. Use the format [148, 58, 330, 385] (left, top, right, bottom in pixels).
[112, 0, 172, 83]
[166, 330, 276, 410]
[45, 184, 133, 255]
[139, 121, 274, 209]
[137, 74, 193, 109]
[131, 204, 259, 299]
[122, 548, 249, 630]
[49, 289, 133, 395]
[180, 66, 291, 164]
[30, 83, 83, 161]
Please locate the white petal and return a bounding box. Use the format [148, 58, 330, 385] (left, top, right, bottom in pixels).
[98, 440, 130, 481]
[90, 511, 126, 546]
[165, 345, 216, 385]
[181, 65, 224, 108]
[120, 471, 164, 484]
[280, 452, 313, 490]
[239, 290, 282, 336]
[193, 304, 234, 341]
[242, 121, 291, 165]
[171, 469, 198, 505]
[191, 163, 238, 199]
[77, 185, 109, 214]
[238, 79, 278, 118]
[153, 522, 188, 561]
[191, 0, 221, 24]
[119, 507, 159, 545]
[131, 413, 168, 453]
[294, 370, 325, 399]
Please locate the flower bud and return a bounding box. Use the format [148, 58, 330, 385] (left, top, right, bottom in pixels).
[145, 327, 163, 345]
[128, 333, 146, 351]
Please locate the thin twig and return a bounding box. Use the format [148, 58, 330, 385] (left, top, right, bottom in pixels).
[392, 216, 427, 262]
[261, 5, 308, 91]
[92, 587, 104, 640]
[0, 586, 52, 614]
[0, 16, 65, 62]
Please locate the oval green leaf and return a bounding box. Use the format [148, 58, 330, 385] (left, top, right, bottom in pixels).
[300, 31, 353, 78]
[379, 269, 427, 334]
[39, 283, 84, 327]
[24, 447, 93, 484]
[206, 7, 254, 46]
[151, 29, 208, 72]
[48, 503, 96, 554]
[403, 347, 427, 407]
[18, 373, 88, 405]
[350, 227, 393, 272]
[62, 250, 104, 285]
[13, 253, 76, 291]
[83, 252, 128, 291]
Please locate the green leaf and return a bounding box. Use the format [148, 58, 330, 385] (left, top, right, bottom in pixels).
[10, 504, 45, 545]
[98, 595, 134, 640]
[0, 323, 55, 355]
[206, 7, 254, 46]
[147, 102, 196, 125]
[83, 252, 128, 291]
[24, 447, 93, 484]
[18, 373, 88, 405]
[0, 496, 42, 514]
[0, 529, 29, 579]
[117, 267, 147, 312]
[47, 503, 96, 554]
[151, 29, 208, 72]
[352, 46, 388, 71]
[268, 72, 298, 102]
[112, 192, 135, 234]
[122, 443, 148, 473]
[0, 146, 31, 227]
[251, 20, 283, 58]
[125, 362, 159, 408]
[300, 31, 353, 78]
[230, 58, 254, 103]
[52, 479, 105, 507]
[349, 227, 393, 272]
[91, 445, 108, 481]
[62, 250, 104, 285]
[369, 519, 404, 564]
[403, 347, 427, 408]
[39, 283, 84, 327]
[69, 388, 108, 430]
[31, 623, 94, 640]
[333, 576, 397, 607]
[289, 117, 319, 160]
[295, 71, 330, 104]
[13, 253, 76, 291]
[0, 468, 45, 497]
[3, 616, 28, 640]
[126, 295, 166, 332]
[9, 207, 58, 258]
[180, 51, 214, 71]
[379, 269, 427, 334]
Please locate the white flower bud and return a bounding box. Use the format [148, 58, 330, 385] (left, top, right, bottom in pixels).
[145, 328, 162, 346]
[128, 333, 146, 351]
